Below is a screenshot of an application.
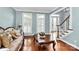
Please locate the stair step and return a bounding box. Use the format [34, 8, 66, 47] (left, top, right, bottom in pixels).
[64, 31, 69, 33]
[62, 33, 65, 35]
[59, 30, 73, 38]
[68, 29, 73, 30]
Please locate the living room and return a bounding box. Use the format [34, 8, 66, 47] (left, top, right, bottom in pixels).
[0, 7, 79, 51]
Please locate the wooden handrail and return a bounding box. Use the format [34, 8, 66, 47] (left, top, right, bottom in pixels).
[59, 15, 70, 26]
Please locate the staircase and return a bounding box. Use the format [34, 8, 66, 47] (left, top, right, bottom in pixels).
[56, 15, 73, 39]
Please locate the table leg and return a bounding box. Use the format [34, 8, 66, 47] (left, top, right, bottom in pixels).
[53, 41, 56, 51]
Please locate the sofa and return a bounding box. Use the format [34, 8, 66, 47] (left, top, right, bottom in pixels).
[0, 27, 24, 51]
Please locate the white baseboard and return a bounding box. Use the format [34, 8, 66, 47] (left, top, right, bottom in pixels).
[58, 39, 79, 50]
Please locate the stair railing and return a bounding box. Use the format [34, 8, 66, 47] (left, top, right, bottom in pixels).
[56, 15, 70, 38]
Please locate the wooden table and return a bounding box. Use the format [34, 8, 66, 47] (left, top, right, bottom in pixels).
[34, 34, 56, 51]
[36, 40, 56, 51]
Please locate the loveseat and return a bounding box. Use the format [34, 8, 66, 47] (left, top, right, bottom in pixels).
[0, 27, 24, 51]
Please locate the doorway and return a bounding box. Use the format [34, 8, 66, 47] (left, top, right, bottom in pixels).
[50, 15, 59, 33]
[50, 15, 59, 41]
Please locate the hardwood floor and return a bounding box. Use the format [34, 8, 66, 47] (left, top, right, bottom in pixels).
[56, 40, 79, 51]
[21, 36, 79, 51]
[22, 36, 39, 51]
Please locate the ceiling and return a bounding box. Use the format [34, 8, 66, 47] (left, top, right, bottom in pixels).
[13, 7, 60, 13]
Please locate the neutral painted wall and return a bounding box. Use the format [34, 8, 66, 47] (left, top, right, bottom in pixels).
[15, 12, 50, 34]
[0, 7, 16, 28]
[63, 7, 79, 47]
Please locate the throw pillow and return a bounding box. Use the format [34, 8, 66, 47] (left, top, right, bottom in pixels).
[0, 34, 11, 48]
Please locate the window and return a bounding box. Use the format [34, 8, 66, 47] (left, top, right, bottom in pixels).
[22, 13, 32, 34]
[37, 14, 45, 33]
